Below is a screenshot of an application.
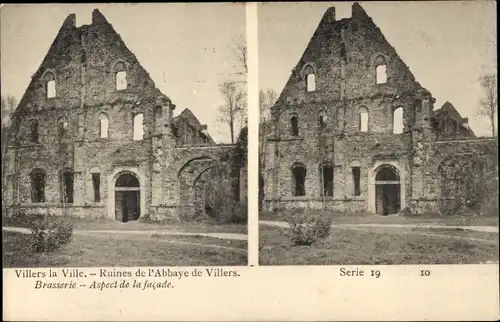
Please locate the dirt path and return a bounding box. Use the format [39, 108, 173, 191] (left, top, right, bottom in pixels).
[2, 226, 247, 253]
[259, 220, 499, 233]
[2, 226, 247, 241]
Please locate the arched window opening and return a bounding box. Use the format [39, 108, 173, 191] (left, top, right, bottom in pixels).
[291, 115, 299, 136]
[57, 117, 68, 139]
[60, 170, 74, 204]
[320, 164, 334, 197]
[340, 42, 347, 60]
[30, 120, 39, 143]
[30, 169, 45, 203]
[115, 61, 127, 90]
[91, 169, 101, 203]
[374, 55, 387, 84]
[304, 65, 316, 92]
[99, 114, 109, 138]
[318, 112, 327, 129]
[45, 72, 56, 98]
[352, 166, 361, 196]
[292, 164, 307, 197]
[358, 107, 369, 132]
[393, 107, 404, 134]
[154, 106, 162, 133]
[133, 113, 144, 140]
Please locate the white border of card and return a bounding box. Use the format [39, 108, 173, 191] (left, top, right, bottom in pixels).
[2, 2, 499, 321]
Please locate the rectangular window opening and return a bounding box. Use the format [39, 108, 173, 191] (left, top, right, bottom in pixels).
[92, 173, 101, 202]
[322, 166, 334, 197]
[352, 167, 361, 196]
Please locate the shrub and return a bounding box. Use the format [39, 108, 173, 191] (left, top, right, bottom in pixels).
[30, 219, 73, 253]
[313, 216, 332, 239]
[284, 212, 332, 246]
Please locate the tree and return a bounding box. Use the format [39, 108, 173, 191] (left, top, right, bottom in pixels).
[1, 95, 18, 214]
[477, 73, 497, 137]
[1, 95, 17, 127]
[258, 89, 277, 210]
[229, 34, 247, 79]
[218, 81, 246, 144]
[259, 89, 277, 123]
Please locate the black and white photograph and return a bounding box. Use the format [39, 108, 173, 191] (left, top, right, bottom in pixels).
[258, 1, 498, 265]
[1, 3, 248, 267]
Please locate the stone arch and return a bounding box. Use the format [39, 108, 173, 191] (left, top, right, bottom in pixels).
[110, 59, 130, 72]
[176, 156, 219, 207]
[370, 52, 390, 66]
[192, 164, 223, 218]
[299, 62, 317, 80]
[41, 69, 58, 83]
[437, 153, 490, 214]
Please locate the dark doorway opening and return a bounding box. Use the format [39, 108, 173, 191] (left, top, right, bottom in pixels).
[115, 172, 140, 222]
[375, 166, 401, 215]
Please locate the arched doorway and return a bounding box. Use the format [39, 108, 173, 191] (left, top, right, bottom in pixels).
[375, 165, 401, 215]
[114, 171, 140, 222]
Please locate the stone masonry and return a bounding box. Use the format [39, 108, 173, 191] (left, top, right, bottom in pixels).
[4, 9, 246, 221]
[262, 3, 497, 215]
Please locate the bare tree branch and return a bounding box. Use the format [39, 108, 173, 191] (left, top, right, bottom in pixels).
[229, 34, 247, 76]
[476, 73, 498, 137]
[217, 82, 246, 144]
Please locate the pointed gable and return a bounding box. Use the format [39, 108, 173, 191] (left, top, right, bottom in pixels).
[275, 2, 427, 107]
[172, 108, 215, 144]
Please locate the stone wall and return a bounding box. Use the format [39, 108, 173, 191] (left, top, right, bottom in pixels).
[4, 9, 246, 223]
[262, 3, 489, 216]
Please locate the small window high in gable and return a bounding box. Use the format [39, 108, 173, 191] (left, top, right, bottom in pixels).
[44, 72, 56, 98]
[374, 55, 387, 84]
[303, 64, 316, 92]
[114, 61, 128, 90]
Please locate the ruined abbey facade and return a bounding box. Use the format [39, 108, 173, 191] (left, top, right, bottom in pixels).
[4, 10, 247, 222]
[262, 3, 497, 215]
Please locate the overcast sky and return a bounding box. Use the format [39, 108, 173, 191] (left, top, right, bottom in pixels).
[1, 3, 246, 143]
[258, 1, 497, 136]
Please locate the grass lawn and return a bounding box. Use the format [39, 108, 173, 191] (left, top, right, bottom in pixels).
[260, 209, 499, 227]
[3, 231, 247, 268]
[259, 225, 499, 265]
